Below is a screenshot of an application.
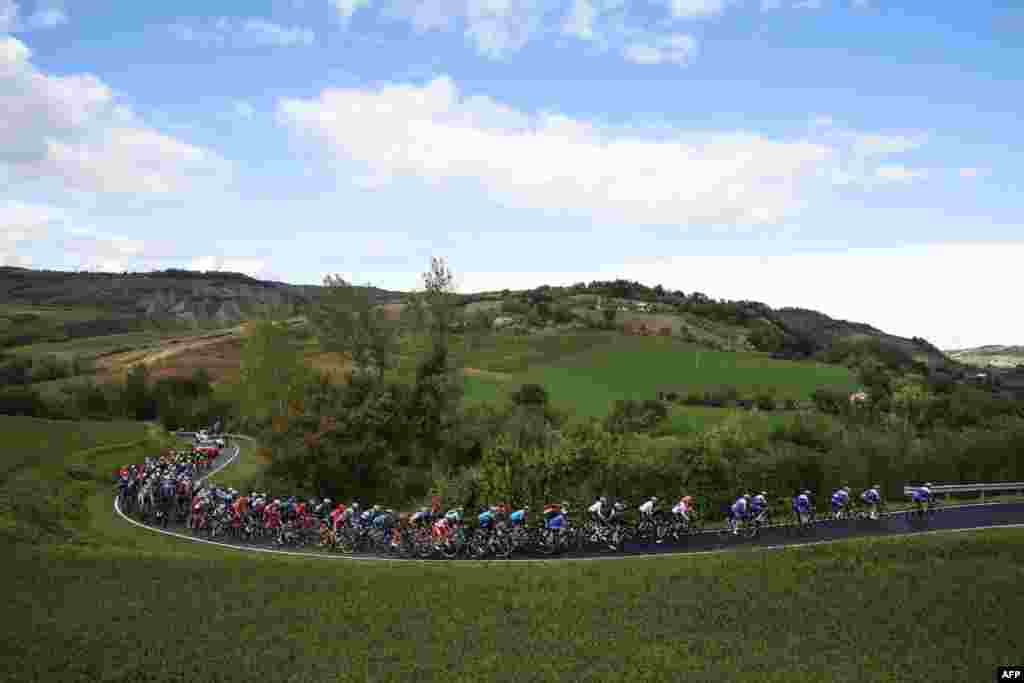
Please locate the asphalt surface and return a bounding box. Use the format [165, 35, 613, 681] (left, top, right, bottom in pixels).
[114, 432, 1024, 562]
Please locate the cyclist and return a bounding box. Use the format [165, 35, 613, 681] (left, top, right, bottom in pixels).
[831, 486, 851, 519]
[478, 506, 497, 533]
[861, 485, 882, 520]
[729, 493, 751, 535]
[329, 502, 347, 537]
[509, 506, 529, 527]
[638, 496, 659, 520]
[792, 490, 813, 526]
[671, 495, 694, 526]
[409, 507, 433, 527]
[750, 491, 769, 525]
[588, 496, 613, 525]
[544, 502, 568, 532]
[912, 483, 933, 514]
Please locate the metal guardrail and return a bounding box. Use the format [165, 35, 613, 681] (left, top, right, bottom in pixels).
[904, 482, 1024, 501]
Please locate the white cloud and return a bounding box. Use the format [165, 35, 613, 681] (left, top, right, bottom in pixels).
[0, 201, 59, 266]
[331, 0, 374, 22]
[170, 18, 315, 48]
[792, 0, 823, 9]
[455, 242, 1024, 348]
[233, 101, 256, 120]
[26, 1, 66, 29]
[378, 1, 697, 62]
[874, 165, 928, 183]
[241, 19, 315, 46]
[959, 167, 987, 179]
[0, 36, 229, 195]
[668, 0, 728, 19]
[622, 33, 697, 65]
[761, 0, 782, 9]
[279, 78, 946, 229]
[0, 0, 66, 32]
[279, 76, 842, 228]
[562, 0, 598, 40]
[1, 0, 18, 33]
[188, 255, 267, 277]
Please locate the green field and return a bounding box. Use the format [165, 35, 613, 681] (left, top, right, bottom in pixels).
[10, 329, 195, 361]
[4, 415, 1023, 681]
[658, 404, 803, 436]
[0, 415, 159, 545]
[456, 332, 858, 418]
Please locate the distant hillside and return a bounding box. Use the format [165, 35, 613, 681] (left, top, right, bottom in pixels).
[0, 268, 956, 374]
[945, 345, 1024, 368]
[0, 267, 401, 327]
[767, 307, 948, 367]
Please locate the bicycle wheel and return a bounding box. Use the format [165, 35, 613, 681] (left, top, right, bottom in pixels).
[537, 531, 557, 555]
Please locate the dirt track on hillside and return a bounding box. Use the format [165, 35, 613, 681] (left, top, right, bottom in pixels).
[95, 328, 248, 384]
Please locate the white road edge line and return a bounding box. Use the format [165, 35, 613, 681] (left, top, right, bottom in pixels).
[114, 432, 1024, 564]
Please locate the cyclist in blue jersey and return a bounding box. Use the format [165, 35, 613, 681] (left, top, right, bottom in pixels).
[478, 507, 497, 531]
[861, 485, 882, 520]
[410, 507, 432, 527]
[544, 502, 569, 531]
[750, 491, 769, 525]
[831, 486, 851, 519]
[729, 494, 751, 535]
[509, 506, 529, 526]
[792, 490, 813, 526]
[912, 483, 933, 514]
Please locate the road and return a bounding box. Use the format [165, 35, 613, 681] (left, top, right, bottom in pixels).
[114, 432, 1024, 562]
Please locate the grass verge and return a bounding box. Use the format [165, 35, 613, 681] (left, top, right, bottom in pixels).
[3, 415, 1022, 682]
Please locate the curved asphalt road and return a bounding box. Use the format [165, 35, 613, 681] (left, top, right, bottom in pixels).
[114, 432, 1024, 563]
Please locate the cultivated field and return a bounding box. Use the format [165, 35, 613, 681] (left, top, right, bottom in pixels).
[458, 332, 859, 418]
[3, 416, 1022, 682]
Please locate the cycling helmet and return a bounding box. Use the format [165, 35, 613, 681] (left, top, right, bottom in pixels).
[760, 491, 767, 497]
[650, 496, 658, 502]
[842, 486, 850, 493]
[274, 499, 281, 505]
[743, 493, 751, 500]
[873, 484, 881, 490]
[599, 496, 608, 505]
[372, 504, 382, 512]
[924, 482, 933, 487]
[613, 502, 625, 511]
[803, 490, 811, 496]
[324, 498, 331, 505]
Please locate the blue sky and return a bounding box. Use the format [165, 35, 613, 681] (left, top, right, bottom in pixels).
[2, 0, 1022, 348]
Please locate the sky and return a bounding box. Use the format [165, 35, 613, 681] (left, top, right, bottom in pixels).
[1, 0, 1022, 349]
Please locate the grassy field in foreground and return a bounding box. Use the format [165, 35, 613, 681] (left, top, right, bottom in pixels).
[459, 333, 859, 419]
[0, 416, 168, 545]
[3, 415, 1023, 682]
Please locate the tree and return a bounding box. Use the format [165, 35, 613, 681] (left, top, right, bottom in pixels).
[309, 275, 398, 382]
[602, 307, 617, 326]
[120, 363, 156, 420]
[238, 318, 308, 424]
[421, 257, 460, 353]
